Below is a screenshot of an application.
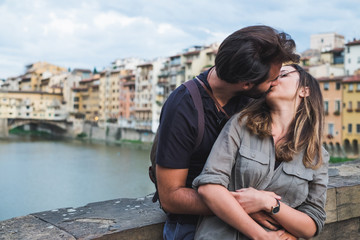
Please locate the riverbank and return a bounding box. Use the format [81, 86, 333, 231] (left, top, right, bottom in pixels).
[1, 160, 360, 239]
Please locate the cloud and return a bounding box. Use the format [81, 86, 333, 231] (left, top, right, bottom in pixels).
[1, 0, 360, 79]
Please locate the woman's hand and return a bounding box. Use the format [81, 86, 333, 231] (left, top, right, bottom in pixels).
[256, 230, 298, 240]
[231, 187, 281, 214]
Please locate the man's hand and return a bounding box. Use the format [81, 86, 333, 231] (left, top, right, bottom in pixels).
[250, 211, 280, 231]
[280, 231, 299, 240]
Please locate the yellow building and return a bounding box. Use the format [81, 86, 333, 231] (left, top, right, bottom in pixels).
[0, 91, 66, 120]
[19, 62, 67, 92]
[318, 76, 344, 156]
[99, 70, 122, 123]
[342, 75, 360, 157]
[72, 75, 100, 122]
[183, 43, 218, 82]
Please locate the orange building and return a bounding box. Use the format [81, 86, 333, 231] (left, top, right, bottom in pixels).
[119, 70, 136, 127]
[318, 76, 344, 156]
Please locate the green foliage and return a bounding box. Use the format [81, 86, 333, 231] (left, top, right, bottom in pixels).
[76, 132, 87, 138]
[9, 127, 51, 137]
[330, 157, 356, 163]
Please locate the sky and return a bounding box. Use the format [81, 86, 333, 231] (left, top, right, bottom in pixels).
[0, 0, 359, 79]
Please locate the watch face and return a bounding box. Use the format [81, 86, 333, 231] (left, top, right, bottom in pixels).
[271, 199, 280, 214]
[272, 206, 280, 214]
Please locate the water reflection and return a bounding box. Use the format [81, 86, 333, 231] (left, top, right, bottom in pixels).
[0, 136, 154, 221]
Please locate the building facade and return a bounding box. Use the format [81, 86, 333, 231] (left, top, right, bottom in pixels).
[342, 75, 360, 157]
[310, 33, 345, 52]
[318, 76, 344, 156]
[345, 39, 360, 76]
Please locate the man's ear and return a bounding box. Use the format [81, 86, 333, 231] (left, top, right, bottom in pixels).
[241, 82, 254, 91]
[299, 87, 310, 98]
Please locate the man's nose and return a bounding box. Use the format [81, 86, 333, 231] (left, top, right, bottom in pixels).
[271, 79, 279, 86]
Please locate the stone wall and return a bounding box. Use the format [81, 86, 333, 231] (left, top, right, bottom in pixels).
[1, 160, 360, 239]
[81, 123, 155, 143]
[0, 118, 8, 138]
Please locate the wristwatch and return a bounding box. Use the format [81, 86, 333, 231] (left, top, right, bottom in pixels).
[270, 199, 280, 215]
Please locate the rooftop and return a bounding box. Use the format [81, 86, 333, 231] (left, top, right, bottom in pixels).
[346, 39, 360, 46]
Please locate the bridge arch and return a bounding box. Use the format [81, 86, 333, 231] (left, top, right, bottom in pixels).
[8, 119, 67, 133]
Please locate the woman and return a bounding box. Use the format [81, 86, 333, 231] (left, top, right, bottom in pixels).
[193, 64, 329, 240]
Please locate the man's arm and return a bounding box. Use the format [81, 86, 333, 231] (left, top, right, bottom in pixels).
[156, 165, 211, 215]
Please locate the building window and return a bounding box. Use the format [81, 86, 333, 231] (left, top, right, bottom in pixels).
[349, 84, 354, 92]
[334, 100, 341, 115]
[358, 57, 360, 63]
[348, 101, 353, 112]
[348, 58, 351, 64]
[324, 82, 329, 90]
[348, 124, 352, 133]
[347, 47, 350, 53]
[357, 101, 360, 112]
[357, 124, 360, 134]
[336, 82, 341, 90]
[357, 83, 360, 91]
[324, 101, 329, 115]
[328, 123, 334, 135]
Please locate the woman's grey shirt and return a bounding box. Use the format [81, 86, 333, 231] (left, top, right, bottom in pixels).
[192, 112, 329, 240]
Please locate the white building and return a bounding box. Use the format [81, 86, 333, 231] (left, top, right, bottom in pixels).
[345, 39, 360, 76]
[110, 57, 145, 71]
[135, 58, 167, 132]
[1, 76, 21, 91]
[310, 33, 345, 52]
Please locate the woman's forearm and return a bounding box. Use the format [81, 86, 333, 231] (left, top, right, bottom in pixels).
[198, 184, 269, 240]
[233, 187, 317, 238]
[271, 201, 317, 238]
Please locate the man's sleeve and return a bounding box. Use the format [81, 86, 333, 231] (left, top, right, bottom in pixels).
[156, 86, 198, 169]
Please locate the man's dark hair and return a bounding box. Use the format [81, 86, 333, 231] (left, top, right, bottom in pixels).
[215, 25, 300, 84]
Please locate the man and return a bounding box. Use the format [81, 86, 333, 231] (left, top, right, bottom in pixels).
[155, 25, 300, 239]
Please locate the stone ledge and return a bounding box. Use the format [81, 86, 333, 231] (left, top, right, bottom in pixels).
[1, 160, 360, 239]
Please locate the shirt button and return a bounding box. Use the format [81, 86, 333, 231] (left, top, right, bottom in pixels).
[251, 153, 255, 158]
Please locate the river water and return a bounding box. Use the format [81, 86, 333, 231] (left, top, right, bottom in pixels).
[0, 136, 155, 221]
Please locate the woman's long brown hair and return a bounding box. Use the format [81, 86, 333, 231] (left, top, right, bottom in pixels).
[239, 64, 324, 169]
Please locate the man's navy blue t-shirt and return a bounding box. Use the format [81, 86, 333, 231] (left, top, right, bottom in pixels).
[156, 68, 250, 188]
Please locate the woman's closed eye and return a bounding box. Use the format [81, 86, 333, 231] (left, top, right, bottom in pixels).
[279, 70, 298, 79]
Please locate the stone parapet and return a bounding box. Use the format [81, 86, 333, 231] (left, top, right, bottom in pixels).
[1, 160, 360, 240]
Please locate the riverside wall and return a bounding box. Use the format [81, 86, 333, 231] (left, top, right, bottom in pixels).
[80, 123, 154, 143]
[1, 161, 360, 240]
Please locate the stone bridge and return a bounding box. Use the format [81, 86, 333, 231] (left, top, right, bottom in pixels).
[0, 118, 68, 137]
[8, 119, 67, 130]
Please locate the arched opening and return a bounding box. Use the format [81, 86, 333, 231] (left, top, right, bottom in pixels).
[329, 142, 334, 155]
[334, 142, 342, 157]
[353, 139, 359, 156]
[344, 139, 352, 155]
[323, 142, 329, 152]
